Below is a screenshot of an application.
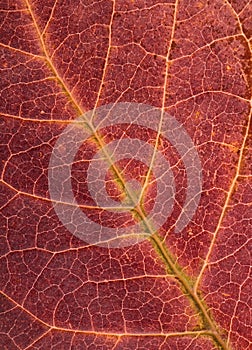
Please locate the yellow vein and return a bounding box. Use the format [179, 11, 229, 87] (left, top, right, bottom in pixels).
[138, 2, 178, 203]
[169, 34, 245, 63]
[1, 91, 249, 126]
[24, 0, 141, 210]
[24, 0, 83, 116]
[0, 42, 45, 59]
[42, 0, 58, 36]
[0, 291, 216, 340]
[25, 329, 51, 350]
[0, 112, 77, 124]
[194, 104, 252, 292]
[150, 233, 230, 350]
[90, 0, 115, 123]
[225, 0, 251, 41]
[0, 179, 134, 211]
[22, 2, 239, 349]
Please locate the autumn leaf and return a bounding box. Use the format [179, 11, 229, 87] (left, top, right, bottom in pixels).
[0, 1, 251, 350]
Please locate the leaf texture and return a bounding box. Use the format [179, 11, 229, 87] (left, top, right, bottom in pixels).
[0, 1, 251, 350]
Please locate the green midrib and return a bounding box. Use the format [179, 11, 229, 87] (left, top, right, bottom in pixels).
[25, 2, 231, 348]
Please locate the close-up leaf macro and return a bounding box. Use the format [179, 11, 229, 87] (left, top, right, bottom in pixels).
[0, 1, 251, 349]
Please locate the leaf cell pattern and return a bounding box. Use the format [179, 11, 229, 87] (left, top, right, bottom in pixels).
[0, 1, 251, 350]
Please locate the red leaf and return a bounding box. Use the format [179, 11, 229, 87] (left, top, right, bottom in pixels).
[0, 1, 251, 349]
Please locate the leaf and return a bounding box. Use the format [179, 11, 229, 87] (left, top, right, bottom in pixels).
[0, 1, 251, 350]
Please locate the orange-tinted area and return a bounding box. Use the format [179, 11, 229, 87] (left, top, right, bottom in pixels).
[0, 0, 251, 349]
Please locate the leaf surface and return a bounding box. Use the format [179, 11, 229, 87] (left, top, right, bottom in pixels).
[0, 1, 251, 349]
